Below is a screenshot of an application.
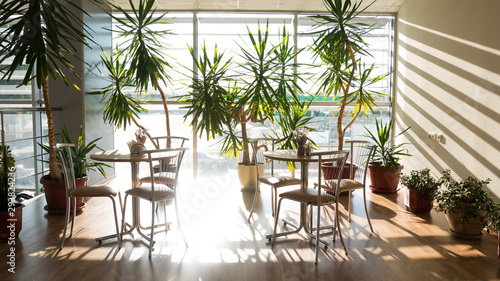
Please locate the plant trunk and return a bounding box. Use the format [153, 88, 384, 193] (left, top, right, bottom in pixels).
[240, 120, 250, 165]
[155, 81, 171, 148]
[130, 114, 156, 148]
[41, 76, 61, 180]
[337, 44, 358, 151]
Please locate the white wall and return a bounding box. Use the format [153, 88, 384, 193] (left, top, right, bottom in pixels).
[395, 0, 500, 197]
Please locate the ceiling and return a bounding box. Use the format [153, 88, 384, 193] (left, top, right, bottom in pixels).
[109, 0, 405, 13]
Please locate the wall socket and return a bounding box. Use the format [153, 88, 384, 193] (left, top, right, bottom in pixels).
[429, 133, 443, 143]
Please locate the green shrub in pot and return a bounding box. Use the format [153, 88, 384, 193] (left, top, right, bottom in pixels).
[436, 170, 499, 239]
[400, 168, 442, 213]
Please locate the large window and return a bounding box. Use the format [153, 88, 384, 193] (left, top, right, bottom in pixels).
[111, 12, 394, 177]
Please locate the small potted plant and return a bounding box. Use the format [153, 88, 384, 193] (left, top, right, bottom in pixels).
[0, 145, 24, 242]
[363, 118, 411, 193]
[40, 126, 112, 213]
[401, 168, 441, 213]
[435, 170, 498, 240]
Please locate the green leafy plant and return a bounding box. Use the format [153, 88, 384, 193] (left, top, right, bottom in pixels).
[181, 23, 301, 165]
[40, 126, 112, 179]
[308, 0, 389, 150]
[436, 170, 498, 226]
[87, 49, 153, 141]
[0, 0, 92, 180]
[400, 168, 442, 202]
[100, 0, 176, 146]
[363, 118, 411, 168]
[0, 145, 15, 212]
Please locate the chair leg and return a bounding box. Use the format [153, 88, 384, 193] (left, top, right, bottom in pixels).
[335, 200, 348, 256]
[363, 188, 374, 232]
[175, 193, 188, 247]
[70, 197, 77, 237]
[149, 200, 155, 257]
[163, 200, 168, 232]
[315, 204, 321, 264]
[271, 187, 275, 217]
[120, 194, 129, 243]
[271, 198, 283, 246]
[333, 203, 338, 240]
[110, 196, 122, 248]
[348, 190, 353, 222]
[59, 196, 72, 250]
[247, 182, 260, 221]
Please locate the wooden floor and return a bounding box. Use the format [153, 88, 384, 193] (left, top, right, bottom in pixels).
[1, 170, 499, 281]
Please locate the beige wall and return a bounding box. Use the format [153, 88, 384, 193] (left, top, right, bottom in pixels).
[395, 0, 500, 197]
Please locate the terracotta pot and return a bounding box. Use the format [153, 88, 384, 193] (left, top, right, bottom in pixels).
[321, 163, 358, 180]
[368, 163, 403, 193]
[0, 203, 24, 243]
[405, 188, 433, 213]
[445, 203, 485, 240]
[237, 163, 265, 191]
[41, 175, 87, 214]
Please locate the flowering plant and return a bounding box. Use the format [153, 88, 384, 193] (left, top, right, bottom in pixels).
[293, 128, 309, 147]
[135, 128, 148, 144]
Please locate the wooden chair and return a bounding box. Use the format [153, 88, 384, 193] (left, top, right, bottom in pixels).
[121, 148, 187, 257]
[247, 138, 301, 221]
[55, 143, 121, 250]
[271, 150, 349, 264]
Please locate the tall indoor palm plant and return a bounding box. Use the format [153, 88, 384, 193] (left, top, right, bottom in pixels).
[101, 0, 176, 147]
[0, 0, 91, 180]
[309, 0, 388, 150]
[182, 23, 301, 166]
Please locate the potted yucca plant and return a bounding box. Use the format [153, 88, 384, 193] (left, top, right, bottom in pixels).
[363, 118, 411, 193]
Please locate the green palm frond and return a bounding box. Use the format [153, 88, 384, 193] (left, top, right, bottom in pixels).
[0, 0, 92, 88]
[87, 48, 147, 129]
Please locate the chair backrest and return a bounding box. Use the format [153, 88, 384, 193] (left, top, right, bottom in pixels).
[346, 140, 376, 184]
[250, 138, 279, 180]
[151, 136, 189, 149]
[141, 148, 187, 199]
[312, 150, 350, 199]
[54, 143, 77, 198]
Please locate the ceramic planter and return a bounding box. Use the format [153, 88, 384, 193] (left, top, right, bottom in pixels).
[445, 204, 485, 240]
[404, 187, 433, 213]
[41, 175, 87, 214]
[368, 163, 403, 193]
[237, 163, 264, 191]
[321, 163, 358, 180]
[0, 203, 24, 243]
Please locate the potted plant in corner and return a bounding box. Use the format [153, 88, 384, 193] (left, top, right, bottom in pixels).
[40, 127, 111, 214]
[436, 170, 498, 240]
[363, 118, 411, 193]
[0, 145, 24, 242]
[0, 0, 92, 206]
[181, 23, 302, 190]
[400, 168, 441, 213]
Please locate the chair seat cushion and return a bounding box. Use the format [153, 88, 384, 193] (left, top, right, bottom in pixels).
[259, 175, 301, 188]
[279, 189, 336, 204]
[138, 176, 176, 187]
[70, 185, 117, 197]
[125, 186, 174, 200]
[324, 179, 363, 192]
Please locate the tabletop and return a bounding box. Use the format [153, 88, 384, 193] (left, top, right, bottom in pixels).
[263, 149, 318, 163]
[90, 150, 178, 163]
